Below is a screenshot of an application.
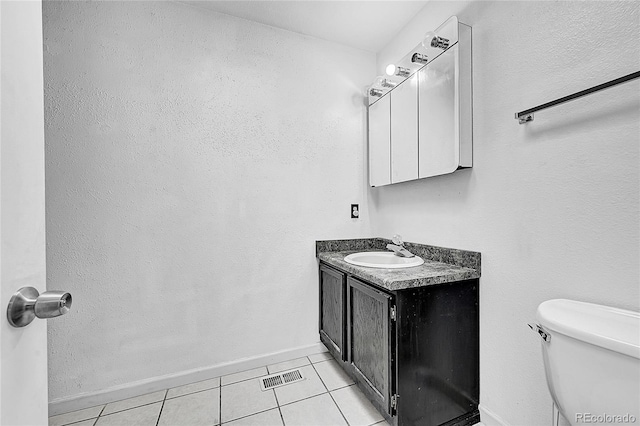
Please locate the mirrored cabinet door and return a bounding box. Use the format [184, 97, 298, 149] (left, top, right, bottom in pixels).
[390, 74, 418, 184]
[369, 95, 391, 187]
[418, 46, 458, 178]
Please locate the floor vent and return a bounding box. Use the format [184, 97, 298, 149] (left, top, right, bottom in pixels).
[259, 368, 304, 391]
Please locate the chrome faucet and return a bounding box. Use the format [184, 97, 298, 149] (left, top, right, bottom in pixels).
[386, 234, 415, 258]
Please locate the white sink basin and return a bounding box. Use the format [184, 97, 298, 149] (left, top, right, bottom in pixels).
[344, 252, 424, 269]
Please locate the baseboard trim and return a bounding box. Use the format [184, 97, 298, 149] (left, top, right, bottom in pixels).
[49, 342, 327, 416]
[479, 404, 510, 426]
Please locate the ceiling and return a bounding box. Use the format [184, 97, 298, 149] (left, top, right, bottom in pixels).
[180, 1, 428, 52]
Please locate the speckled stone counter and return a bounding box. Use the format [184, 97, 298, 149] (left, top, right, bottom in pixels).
[316, 238, 481, 291]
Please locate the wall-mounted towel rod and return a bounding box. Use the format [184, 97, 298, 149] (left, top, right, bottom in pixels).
[515, 71, 640, 124]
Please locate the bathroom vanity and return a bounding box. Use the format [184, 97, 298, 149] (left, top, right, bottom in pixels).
[316, 238, 480, 426]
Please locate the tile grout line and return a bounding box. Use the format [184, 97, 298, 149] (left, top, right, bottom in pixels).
[219, 363, 333, 425]
[220, 358, 317, 388]
[91, 406, 106, 426]
[220, 371, 268, 388]
[165, 385, 221, 401]
[310, 361, 351, 426]
[154, 389, 168, 426]
[276, 390, 328, 409]
[218, 381, 222, 426]
[220, 357, 326, 425]
[60, 354, 332, 426]
[88, 386, 221, 422]
[308, 353, 332, 363]
[57, 417, 100, 426]
[219, 406, 280, 425]
[276, 382, 358, 409]
[271, 388, 286, 426]
[94, 400, 165, 418]
[57, 389, 169, 424]
[55, 404, 106, 426]
[261, 357, 356, 410]
[267, 361, 312, 376]
[172, 354, 329, 391]
[313, 357, 386, 426]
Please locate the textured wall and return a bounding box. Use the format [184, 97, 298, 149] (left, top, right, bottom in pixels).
[43, 1, 374, 401]
[373, 1, 639, 424]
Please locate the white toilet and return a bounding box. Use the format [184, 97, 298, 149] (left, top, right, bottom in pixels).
[532, 299, 640, 426]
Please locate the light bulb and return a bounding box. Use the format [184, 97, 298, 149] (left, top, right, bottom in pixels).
[374, 76, 397, 88]
[394, 66, 410, 77]
[385, 64, 396, 76]
[386, 64, 409, 77]
[422, 31, 449, 50]
[411, 53, 429, 64]
[435, 35, 450, 49]
[422, 31, 436, 49]
[368, 87, 383, 97]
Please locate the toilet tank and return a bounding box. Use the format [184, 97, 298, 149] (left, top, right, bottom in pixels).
[536, 299, 640, 425]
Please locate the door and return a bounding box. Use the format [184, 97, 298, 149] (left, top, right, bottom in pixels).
[368, 94, 391, 187]
[0, 1, 49, 424]
[319, 265, 346, 360]
[418, 46, 458, 178]
[390, 73, 418, 184]
[347, 277, 395, 414]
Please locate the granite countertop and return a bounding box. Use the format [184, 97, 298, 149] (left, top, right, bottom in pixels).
[316, 238, 481, 291]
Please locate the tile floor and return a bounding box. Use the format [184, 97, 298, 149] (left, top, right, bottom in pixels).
[49, 349, 390, 426]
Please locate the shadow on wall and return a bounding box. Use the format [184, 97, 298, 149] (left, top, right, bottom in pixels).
[522, 89, 640, 139]
[369, 167, 474, 212]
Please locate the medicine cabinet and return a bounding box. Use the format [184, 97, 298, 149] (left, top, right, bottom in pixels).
[367, 16, 472, 187]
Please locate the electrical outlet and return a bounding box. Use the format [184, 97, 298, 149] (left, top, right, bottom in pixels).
[351, 204, 359, 219]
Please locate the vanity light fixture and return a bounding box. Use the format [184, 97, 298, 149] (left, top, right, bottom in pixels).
[374, 76, 397, 88]
[386, 64, 411, 78]
[368, 87, 383, 97]
[411, 53, 429, 64]
[422, 31, 450, 50]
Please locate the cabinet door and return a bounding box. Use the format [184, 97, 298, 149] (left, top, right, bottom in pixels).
[319, 265, 346, 360]
[391, 73, 419, 183]
[347, 277, 395, 414]
[418, 46, 458, 178]
[368, 95, 391, 187]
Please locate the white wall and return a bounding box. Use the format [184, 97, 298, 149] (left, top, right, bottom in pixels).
[371, 2, 639, 425]
[43, 1, 640, 419]
[43, 1, 375, 402]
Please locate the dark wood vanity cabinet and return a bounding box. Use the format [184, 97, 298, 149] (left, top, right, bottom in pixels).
[346, 277, 396, 416]
[319, 264, 347, 360]
[318, 262, 479, 426]
[394, 281, 480, 426]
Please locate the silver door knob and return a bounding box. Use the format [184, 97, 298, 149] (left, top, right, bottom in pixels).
[7, 286, 72, 327]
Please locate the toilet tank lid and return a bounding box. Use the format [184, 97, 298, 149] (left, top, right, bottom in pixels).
[536, 299, 640, 359]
